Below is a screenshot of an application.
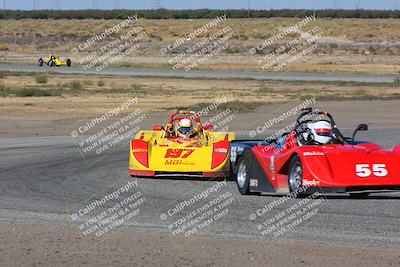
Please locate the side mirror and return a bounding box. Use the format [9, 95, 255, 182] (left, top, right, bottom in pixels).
[153, 125, 163, 131]
[204, 125, 213, 131]
[352, 124, 368, 143]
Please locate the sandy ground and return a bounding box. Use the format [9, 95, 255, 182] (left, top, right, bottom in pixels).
[1, 223, 399, 267]
[1, 100, 400, 138]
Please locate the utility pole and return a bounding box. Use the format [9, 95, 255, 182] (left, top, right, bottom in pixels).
[113, 0, 120, 9]
[3, 0, 5, 21]
[33, 0, 38, 10]
[152, 0, 163, 9]
[55, 0, 61, 10]
[334, 0, 340, 9]
[354, 0, 361, 9]
[92, 0, 98, 9]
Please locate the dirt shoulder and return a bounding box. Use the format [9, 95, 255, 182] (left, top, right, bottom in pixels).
[1, 100, 400, 138]
[1, 222, 398, 267]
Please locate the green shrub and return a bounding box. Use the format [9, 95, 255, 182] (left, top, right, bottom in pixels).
[0, 81, 7, 96]
[16, 87, 55, 97]
[97, 80, 105, 87]
[69, 80, 82, 91]
[83, 80, 94, 85]
[394, 77, 400, 85]
[35, 74, 48, 84]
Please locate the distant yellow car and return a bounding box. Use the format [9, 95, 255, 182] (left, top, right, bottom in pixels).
[39, 55, 71, 67]
[129, 110, 235, 179]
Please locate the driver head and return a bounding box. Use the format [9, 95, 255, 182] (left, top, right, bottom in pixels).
[177, 118, 193, 139]
[304, 120, 332, 145]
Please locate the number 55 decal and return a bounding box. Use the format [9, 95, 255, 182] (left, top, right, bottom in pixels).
[356, 164, 388, 177]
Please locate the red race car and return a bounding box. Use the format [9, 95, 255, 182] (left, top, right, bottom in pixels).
[233, 108, 400, 197]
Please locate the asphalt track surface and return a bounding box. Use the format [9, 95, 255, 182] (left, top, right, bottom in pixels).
[0, 63, 398, 83]
[1, 128, 400, 248]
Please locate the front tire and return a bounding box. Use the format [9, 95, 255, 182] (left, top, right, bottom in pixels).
[48, 59, 54, 67]
[236, 155, 251, 195]
[66, 58, 71, 67]
[38, 58, 43, 66]
[288, 155, 304, 197]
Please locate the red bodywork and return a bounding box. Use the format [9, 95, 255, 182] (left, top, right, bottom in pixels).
[250, 132, 400, 194]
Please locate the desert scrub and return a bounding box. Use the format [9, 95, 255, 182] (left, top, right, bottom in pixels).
[83, 80, 94, 85]
[16, 87, 58, 97]
[0, 81, 8, 96]
[35, 74, 48, 84]
[97, 80, 105, 87]
[69, 80, 83, 92]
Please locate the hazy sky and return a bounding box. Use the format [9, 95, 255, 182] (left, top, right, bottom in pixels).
[5, 0, 400, 10]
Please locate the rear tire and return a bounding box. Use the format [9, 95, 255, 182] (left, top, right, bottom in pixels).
[288, 155, 304, 197]
[48, 59, 54, 67]
[66, 59, 71, 67]
[38, 58, 43, 66]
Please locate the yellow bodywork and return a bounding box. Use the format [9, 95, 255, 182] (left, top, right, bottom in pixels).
[129, 129, 235, 176]
[40, 55, 71, 67]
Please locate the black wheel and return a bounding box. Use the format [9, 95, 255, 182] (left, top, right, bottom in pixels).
[66, 58, 71, 67]
[236, 152, 252, 195]
[349, 192, 370, 198]
[38, 58, 43, 66]
[288, 155, 304, 196]
[48, 59, 54, 67]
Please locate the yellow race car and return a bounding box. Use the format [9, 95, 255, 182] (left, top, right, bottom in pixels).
[129, 110, 235, 179]
[39, 55, 71, 67]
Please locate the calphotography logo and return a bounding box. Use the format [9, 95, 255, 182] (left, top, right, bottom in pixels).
[248, 188, 326, 238]
[161, 14, 236, 71]
[248, 97, 317, 139]
[158, 181, 238, 240]
[249, 14, 325, 71]
[69, 97, 146, 164]
[4, 2, 400, 266]
[72, 15, 139, 54]
[71, 14, 149, 72]
[69, 179, 147, 239]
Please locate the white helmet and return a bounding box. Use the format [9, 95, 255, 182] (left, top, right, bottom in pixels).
[177, 118, 194, 139]
[303, 120, 332, 145]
